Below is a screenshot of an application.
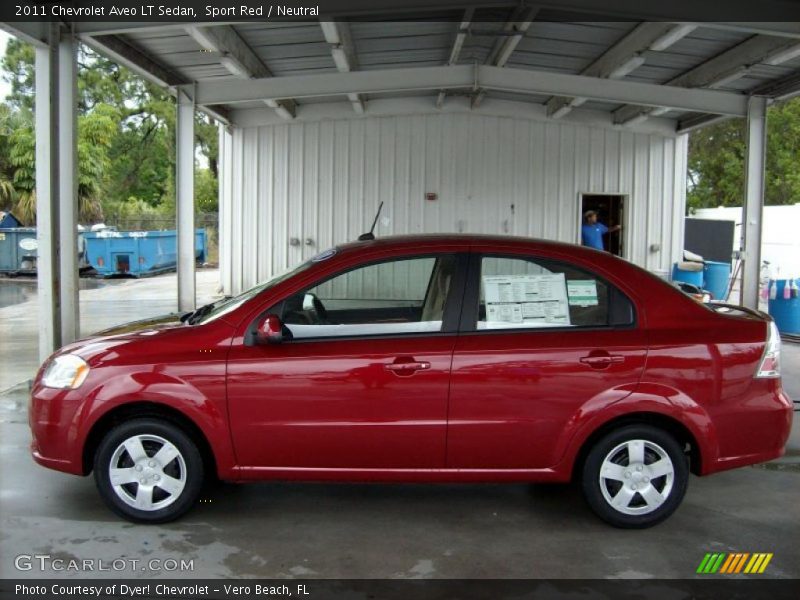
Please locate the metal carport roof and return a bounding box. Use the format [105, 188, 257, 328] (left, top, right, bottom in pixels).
[6, 4, 800, 128]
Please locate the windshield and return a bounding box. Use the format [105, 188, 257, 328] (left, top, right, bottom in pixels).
[193, 260, 315, 324]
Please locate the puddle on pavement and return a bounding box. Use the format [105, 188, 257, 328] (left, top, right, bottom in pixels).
[752, 462, 800, 472]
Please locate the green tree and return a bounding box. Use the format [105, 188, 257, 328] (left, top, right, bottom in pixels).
[0, 38, 219, 225]
[1, 38, 35, 112]
[687, 97, 800, 212]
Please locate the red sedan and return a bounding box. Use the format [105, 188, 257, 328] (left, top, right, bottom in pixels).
[29, 235, 791, 527]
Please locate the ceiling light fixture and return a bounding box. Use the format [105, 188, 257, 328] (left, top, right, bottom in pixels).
[320, 21, 340, 45]
[608, 54, 646, 79]
[649, 24, 696, 52]
[264, 99, 295, 120]
[185, 26, 220, 53]
[764, 44, 800, 66]
[549, 104, 571, 119]
[707, 68, 749, 89]
[220, 54, 252, 78]
[331, 46, 350, 72]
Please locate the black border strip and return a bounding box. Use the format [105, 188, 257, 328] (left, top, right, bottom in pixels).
[2, 579, 799, 600]
[2, 0, 800, 23]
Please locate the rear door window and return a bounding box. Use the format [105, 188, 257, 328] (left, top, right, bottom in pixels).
[470, 255, 633, 330]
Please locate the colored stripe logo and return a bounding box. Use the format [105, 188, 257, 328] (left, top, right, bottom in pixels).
[697, 552, 773, 574]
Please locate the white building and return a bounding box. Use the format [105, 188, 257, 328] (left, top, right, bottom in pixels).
[693, 204, 800, 278]
[219, 103, 688, 295]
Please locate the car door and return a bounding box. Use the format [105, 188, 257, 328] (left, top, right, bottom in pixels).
[227, 252, 466, 470]
[447, 250, 647, 469]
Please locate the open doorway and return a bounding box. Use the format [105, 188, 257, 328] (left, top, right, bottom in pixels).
[579, 193, 626, 257]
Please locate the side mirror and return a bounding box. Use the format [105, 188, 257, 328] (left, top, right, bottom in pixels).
[256, 314, 285, 344]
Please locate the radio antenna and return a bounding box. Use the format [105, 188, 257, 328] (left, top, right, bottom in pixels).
[358, 201, 384, 241]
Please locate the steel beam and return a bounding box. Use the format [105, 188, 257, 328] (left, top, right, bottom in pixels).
[196, 65, 472, 104]
[437, 8, 474, 109]
[320, 20, 366, 113]
[547, 22, 682, 119]
[34, 25, 62, 362]
[58, 32, 79, 345]
[0, 22, 49, 46]
[176, 87, 196, 312]
[471, 6, 538, 109]
[702, 22, 800, 40]
[79, 32, 231, 124]
[186, 25, 270, 77]
[750, 67, 800, 100]
[740, 96, 768, 309]
[195, 65, 748, 116]
[676, 113, 731, 133]
[477, 67, 747, 114]
[614, 34, 800, 125]
[184, 25, 296, 119]
[81, 34, 186, 87]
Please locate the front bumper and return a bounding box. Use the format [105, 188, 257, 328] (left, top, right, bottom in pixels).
[29, 384, 86, 476]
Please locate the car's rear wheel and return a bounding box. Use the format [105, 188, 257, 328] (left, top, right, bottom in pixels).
[94, 418, 204, 523]
[581, 424, 688, 528]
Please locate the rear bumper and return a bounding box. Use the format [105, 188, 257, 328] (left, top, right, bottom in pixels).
[704, 387, 793, 475]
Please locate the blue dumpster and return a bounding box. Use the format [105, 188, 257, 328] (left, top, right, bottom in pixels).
[0, 211, 23, 228]
[0, 227, 38, 274]
[672, 262, 704, 287]
[703, 261, 732, 301]
[768, 279, 800, 335]
[84, 229, 207, 277]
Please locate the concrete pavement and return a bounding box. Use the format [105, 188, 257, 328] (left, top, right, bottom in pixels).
[0, 271, 221, 393]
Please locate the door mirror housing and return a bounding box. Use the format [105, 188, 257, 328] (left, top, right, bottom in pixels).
[256, 314, 285, 344]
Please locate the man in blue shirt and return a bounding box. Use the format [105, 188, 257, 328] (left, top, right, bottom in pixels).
[581, 210, 621, 251]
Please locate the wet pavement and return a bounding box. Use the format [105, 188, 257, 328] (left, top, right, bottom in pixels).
[0, 272, 221, 393]
[0, 278, 119, 311]
[0, 277, 798, 579]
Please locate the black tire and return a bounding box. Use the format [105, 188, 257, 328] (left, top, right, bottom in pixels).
[581, 424, 688, 528]
[94, 418, 204, 524]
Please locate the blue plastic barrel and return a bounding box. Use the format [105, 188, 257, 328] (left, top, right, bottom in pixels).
[703, 261, 731, 300]
[769, 279, 800, 335]
[672, 262, 704, 287]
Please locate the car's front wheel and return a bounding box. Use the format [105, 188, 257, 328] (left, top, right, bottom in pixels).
[94, 418, 204, 523]
[581, 424, 688, 528]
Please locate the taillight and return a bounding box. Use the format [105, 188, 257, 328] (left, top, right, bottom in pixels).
[755, 320, 781, 378]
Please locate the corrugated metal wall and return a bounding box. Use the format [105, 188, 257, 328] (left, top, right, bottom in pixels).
[219, 112, 688, 295]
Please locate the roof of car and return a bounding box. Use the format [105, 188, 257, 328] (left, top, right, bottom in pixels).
[337, 233, 594, 253]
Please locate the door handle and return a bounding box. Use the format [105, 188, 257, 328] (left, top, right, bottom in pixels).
[385, 360, 431, 375]
[579, 354, 625, 368]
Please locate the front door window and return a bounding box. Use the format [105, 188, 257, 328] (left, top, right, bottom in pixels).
[280, 255, 459, 339]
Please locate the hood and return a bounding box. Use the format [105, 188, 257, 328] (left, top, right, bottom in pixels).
[93, 312, 188, 336]
[53, 313, 191, 364]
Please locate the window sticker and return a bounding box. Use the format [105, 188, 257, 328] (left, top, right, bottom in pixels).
[567, 280, 599, 306]
[482, 273, 571, 327]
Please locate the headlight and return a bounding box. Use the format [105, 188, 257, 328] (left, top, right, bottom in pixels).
[42, 355, 90, 389]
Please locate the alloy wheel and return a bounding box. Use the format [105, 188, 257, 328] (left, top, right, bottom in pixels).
[108, 434, 187, 511]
